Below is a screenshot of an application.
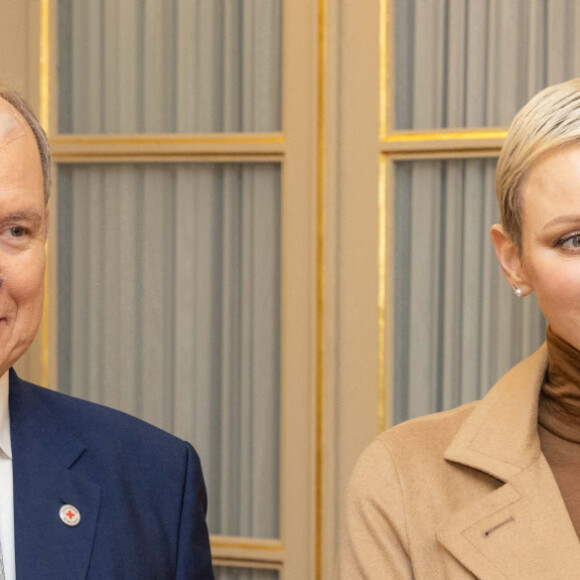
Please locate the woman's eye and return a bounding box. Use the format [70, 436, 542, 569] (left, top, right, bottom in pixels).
[561, 234, 580, 248]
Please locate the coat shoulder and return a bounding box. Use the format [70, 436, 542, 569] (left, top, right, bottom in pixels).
[349, 401, 483, 510]
[354, 400, 496, 516]
[378, 400, 479, 460]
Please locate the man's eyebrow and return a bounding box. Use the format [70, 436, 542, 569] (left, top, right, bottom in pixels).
[0, 211, 43, 227]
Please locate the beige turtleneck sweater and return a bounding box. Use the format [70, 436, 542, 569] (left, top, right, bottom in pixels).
[538, 325, 580, 538]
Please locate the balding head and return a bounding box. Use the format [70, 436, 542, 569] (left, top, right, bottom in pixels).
[0, 113, 20, 140]
[0, 87, 51, 204]
[0, 91, 49, 376]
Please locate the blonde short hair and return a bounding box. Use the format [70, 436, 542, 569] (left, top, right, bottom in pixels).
[496, 78, 580, 252]
[0, 85, 51, 204]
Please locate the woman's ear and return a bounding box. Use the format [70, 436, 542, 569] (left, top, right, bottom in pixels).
[490, 224, 531, 295]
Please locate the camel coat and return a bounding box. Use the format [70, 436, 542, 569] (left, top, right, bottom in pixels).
[336, 345, 580, 579]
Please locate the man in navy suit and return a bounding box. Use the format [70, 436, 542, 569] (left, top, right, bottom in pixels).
[0, 87, 214, 578]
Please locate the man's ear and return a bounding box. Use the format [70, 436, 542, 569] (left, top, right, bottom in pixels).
[490, 224, 531, 295]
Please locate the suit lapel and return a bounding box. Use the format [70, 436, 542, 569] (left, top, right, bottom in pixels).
[437, 345, 580, 579]
[9, 371, 101, 580]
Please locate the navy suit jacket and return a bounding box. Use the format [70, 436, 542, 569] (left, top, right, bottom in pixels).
[8, 370, 214, 579]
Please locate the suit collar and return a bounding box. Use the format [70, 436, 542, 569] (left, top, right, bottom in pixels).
[9, 369, 86, 468]
[9, 370, 101, 580]
[438, 344, 580, 579]
[0, 371, 10, 459]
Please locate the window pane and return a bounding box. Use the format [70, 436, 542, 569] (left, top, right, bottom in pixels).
[57, 162, 281, 538]
[58, 0, 282, 133]
[214, 567, 279, 580]
[390, 158, 545, 424]
[393, 0, 580, 130]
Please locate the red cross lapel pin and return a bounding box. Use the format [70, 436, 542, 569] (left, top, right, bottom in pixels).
[59, 504, 81, 527]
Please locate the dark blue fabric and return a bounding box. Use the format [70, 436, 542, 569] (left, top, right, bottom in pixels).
[8, 369, 214, 579]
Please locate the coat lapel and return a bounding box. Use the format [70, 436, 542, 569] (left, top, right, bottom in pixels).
[437, 456, 580, 579]
[437, 345, 580, 579]
[9, 371, 101, 580]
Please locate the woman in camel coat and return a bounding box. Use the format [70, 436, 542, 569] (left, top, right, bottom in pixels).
[336, 80, 580, 579]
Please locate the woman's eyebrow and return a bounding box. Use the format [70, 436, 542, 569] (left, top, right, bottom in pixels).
[542, 214, 580, 230]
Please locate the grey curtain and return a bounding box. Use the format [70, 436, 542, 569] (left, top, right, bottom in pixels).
[393, 158, 545, 424]
[58, 162, 281, 539]
[58, 0, 282, 133]
[394, 0, 580, 130]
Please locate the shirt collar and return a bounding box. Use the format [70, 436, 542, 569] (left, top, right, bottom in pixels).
[0, 371, 11, 459]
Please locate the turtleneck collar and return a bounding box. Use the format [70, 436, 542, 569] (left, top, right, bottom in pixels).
[539, 325, 580, 443]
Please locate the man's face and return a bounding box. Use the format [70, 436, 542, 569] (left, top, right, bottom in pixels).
[0, 99, 47, 376]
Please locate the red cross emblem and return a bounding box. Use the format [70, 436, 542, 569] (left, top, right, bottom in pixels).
[59, 504, 81, 527]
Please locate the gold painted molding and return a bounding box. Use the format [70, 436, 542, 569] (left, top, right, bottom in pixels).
[211, 537, 283, 551]
[377, 157, 387, 434]
[50, 133, 286, 159]
[39, 0, 50, 133]
[51, 133, 285, 145]
[212, 560, 281, 572]
[383, 129, 508, 142]
[381, 130, 506, 155]
[379, 0, 389, 137]
[211, 536, 284, 567]
[52, 154, 283, 165]
[315, 0, 327, 577]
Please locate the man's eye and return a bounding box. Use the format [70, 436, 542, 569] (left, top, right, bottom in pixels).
[9, 227, 27, 238]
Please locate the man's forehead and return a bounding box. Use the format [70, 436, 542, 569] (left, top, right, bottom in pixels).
[0, 100, 25, 150]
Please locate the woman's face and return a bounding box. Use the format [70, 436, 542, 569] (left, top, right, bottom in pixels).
[511, 144, 580, 349]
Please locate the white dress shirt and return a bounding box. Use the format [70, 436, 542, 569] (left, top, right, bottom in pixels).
[0, 371, 14, 580]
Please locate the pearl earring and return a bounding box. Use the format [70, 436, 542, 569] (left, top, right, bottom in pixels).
[511, 286, 523, 297]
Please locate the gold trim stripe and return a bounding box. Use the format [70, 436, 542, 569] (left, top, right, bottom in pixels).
[40, 0, 51, 133]
[212, 560, 282, 571]
[316, 0, 327, 578]
[52, 155, 283, 166]
[50, 134, 286, 160]
[383, 129, 508, 142]
[377, 156, 388, 434]
[211, 540, 283, 552]
[379, 0, 389, 137]
[210, 536, 284, 567]
[51, 133, 284, 146]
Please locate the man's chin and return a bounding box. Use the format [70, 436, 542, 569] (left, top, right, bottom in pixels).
[0, 341, 36, 378]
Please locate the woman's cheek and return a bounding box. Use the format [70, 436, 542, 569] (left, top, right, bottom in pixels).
[530, 259, 580, 346]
